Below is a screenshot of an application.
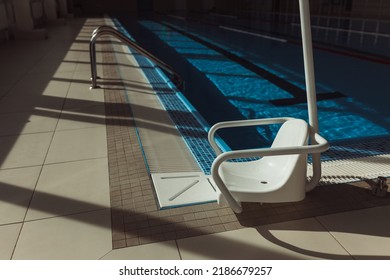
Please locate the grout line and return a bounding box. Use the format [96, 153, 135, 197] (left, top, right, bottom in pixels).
[0, 130, 57, 138]
[0, 221, 24, 227]
[49, 124, 107, 133]
[314, 216, 356, 260]
[0, 164, 44, 172]
[98, 249, 113, 260]
[0, 54, 50, 103]
[175, 239, 183, 260]
[10, 222, 25, 260]
[42, 156, 108, 167]
[22, 208, 111, 224]
[10, 163, 44, 260]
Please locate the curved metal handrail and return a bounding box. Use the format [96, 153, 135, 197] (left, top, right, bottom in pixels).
[89, 25, 183, 89]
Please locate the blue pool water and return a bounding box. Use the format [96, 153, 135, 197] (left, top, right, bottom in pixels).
[113, 15, 390, 172]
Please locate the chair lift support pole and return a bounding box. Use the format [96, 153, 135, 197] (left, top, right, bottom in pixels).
[298, 0, 322, 191]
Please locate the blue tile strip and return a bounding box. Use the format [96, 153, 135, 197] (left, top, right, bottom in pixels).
[133, 53, 217, 174]
[113, 18, 217, 174]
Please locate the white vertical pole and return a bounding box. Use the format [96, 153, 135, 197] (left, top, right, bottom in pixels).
[299, 0, 318, 133]
[299, 0, 322, 192]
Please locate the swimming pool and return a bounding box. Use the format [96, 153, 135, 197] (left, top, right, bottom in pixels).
[113, 15, 390, 173]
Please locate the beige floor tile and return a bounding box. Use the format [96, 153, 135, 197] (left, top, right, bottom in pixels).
[0, 85, 11, 98]
[0, 73, 70, 113]
[75, 62, 94, 72]
[0, 95, 65, 114]
[317, 206, 390, 259]
[26, 158, 109, 220]
[0, 67, 23, 87]
[70, 42, 89, 52]
[11, 74, 50, 94]
[0, 75, 68, 111]
[63, 50, 82, 61]
[178, 218, 351, 260]
[0, 132, 53, 169]
[69, 71, 93, 88]
[41, 74, 73, 98]
[5, 72, 71, 99]
[57, 61, 79, 73]
[63, 82, 105, 110]
[45, 126, 107, 164]
[13, 209, 112, 260]
[70, 74, 104, 96]
[29, 57, 78, 74]
[56, 105, 106, 131]
[0, 43, 49, 79]
[0, 110, 60, 136]
[257, 218, 352, 259]
[73, 67, 102, 79]
[101, 241, 181, 260]
[46, 23, 83, 42]
[0, 166, 41, 225]
[0, 66, 23, 84]
[77, 53, 95, 64]
[0, 223, 22, 260]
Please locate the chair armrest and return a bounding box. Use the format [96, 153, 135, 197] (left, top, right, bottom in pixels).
[212, 132, 329, 168]
[208, 117, 295, 154]
[210, 133, 329, 214]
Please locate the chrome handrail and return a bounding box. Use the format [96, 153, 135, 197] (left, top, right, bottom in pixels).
[89, 25, 183, 90]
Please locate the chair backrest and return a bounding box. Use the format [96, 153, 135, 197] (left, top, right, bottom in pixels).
[272, 119, 309, 148]
[263, 119, 309, 178]
[260, 119, 309, 202]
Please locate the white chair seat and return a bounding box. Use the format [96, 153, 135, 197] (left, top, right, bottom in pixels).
[215, 119, 309, 206]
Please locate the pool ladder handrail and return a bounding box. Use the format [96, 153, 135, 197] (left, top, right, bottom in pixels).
[89, 25, 183, 90]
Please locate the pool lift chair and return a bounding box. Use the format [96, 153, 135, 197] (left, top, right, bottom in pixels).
[208, 0, 330, 214]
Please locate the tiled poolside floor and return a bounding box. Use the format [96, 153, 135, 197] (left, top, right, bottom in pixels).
[0, 16, 389, 260]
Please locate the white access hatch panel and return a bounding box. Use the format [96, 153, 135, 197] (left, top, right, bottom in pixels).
[151, 172, 217, 209]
